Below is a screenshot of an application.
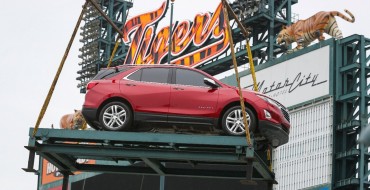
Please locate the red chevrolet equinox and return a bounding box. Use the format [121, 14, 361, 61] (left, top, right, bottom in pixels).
[82, 65, 290, 147]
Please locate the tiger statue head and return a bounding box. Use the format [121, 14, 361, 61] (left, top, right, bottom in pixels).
[60, 110, 87, 130]
[276, 25, 295, 48]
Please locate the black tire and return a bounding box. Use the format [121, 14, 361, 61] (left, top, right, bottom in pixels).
[221, 106, 256, 136]
[99, 101, 132, 131]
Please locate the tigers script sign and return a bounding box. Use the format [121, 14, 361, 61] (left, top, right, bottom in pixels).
[122, 0, 229, 67]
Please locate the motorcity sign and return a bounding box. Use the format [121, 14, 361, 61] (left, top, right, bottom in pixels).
[241, 46, 330, 107]
[122, 0, 229, 67]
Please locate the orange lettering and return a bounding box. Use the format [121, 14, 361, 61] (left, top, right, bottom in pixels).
[123, 1, 168, 65]
[122, 1, 229, 68]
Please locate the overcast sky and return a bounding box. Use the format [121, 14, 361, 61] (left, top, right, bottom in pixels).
[0, 0, 369, 189]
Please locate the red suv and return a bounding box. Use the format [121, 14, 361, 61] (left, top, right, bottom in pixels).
[82, 65, 290, 147]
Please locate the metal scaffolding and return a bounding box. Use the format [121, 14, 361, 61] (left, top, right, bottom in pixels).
[76, 0, 133, 93]
[333, 35, 370, 190]
[196, 0, 297, 76]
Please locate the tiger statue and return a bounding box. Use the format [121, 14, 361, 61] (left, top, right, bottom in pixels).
[277, 9, 355, 53]
[60, 110, 87, 130]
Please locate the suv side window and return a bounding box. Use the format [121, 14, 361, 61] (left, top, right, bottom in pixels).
[141, 68, 169, 84]
[127, 69, 142, 81]
[175, 69, 208, 87]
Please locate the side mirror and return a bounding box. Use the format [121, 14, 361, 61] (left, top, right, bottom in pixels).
[204, 78, 219, 89]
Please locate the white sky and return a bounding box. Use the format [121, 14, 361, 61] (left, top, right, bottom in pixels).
[0, 0, 369, 189]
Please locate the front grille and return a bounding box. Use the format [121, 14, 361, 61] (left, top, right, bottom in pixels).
[270, 99, 286, 109]
[281, 108, 290, 122]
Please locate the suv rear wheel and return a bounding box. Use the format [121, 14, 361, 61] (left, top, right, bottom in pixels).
[221, 106, 256, 136]
[99, 101, 132, 131]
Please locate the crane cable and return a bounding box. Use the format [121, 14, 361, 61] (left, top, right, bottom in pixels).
[222, 2, 252, 146]
[32, 1, 89, 137]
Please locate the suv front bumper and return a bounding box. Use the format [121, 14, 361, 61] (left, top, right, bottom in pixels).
[258, 120, 289, 147]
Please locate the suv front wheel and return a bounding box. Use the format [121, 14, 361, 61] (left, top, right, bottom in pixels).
[221, 106, 256, 136]
[99, 101, 132, 131]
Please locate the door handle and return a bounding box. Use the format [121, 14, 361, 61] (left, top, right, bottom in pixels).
[126, 83, 136, 87]
[173, 87, 184, 90]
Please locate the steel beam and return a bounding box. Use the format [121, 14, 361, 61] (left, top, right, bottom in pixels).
[141, 158, 165, 175]
[28, 128, 249, 147]
[24, 128, 276, 183]
[36, 144, 251, 163]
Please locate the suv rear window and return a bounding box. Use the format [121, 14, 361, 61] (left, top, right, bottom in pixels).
[93, 66, 132, 80]
[127, 69, 142, 81]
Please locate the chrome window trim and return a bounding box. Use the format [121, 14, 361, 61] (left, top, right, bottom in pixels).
[123, 68, 171, 85]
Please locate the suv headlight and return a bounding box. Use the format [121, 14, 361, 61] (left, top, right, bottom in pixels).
[256, 94, 279, 108]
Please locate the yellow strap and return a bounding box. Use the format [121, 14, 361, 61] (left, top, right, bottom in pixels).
[222, 2, 252, 146]
[246, 42, 258, 92]
[267, 146, 272, 171]
[221, 0, 258, 92]
[107, 37, 121, 68]
[222, 0, 272, 172]
[108, 6, 130, 68]
[32, 2, 89, 137]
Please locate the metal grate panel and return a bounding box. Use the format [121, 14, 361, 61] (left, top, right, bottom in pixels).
[273, 98, 333, 190]
[280, 108, 290, 123]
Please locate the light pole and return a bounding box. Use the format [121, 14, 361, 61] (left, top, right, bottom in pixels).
[167, 0, 175, 65]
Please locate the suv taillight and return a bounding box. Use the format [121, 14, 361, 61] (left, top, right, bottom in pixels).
[86, 82, 99, 90]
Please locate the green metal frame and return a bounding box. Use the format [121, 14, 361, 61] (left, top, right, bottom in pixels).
[332, 34, 370, 190]
[77, 0, 133, 92]
[219, 34, 370, 189]
[197, 0, 297, 76]
[24, 128, 277, 189]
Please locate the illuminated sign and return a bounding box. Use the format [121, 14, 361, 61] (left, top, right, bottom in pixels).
[123, 0, 229, 67]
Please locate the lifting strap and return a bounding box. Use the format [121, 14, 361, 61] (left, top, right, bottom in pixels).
[222, 0, 273, 171]
[107, 7, 130, 68]
[267, 145, 272, 171]
[32, 1, 89, 137]
[246, 41, 258, 92]
[222, 0, 258, 92]
[222, 1, 252, 146]
[107, 37, 122, 68]
[222, 0, 272, 171]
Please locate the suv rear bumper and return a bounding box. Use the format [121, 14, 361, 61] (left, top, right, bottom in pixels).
[82, 107, 100, 130]
[258, 120, 289, 147]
